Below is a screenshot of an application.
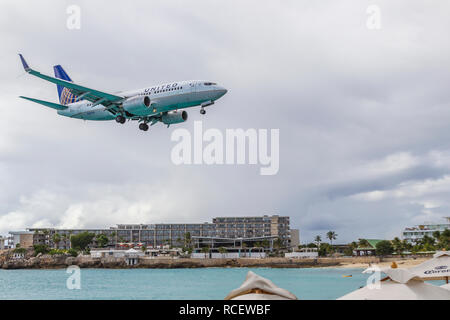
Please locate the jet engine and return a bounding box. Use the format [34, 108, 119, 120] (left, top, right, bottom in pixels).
[161, 111, 188, 124]
[122, 96, 151, 115]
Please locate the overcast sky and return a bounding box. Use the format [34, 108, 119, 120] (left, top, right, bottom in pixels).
[1, 0, 450, 243]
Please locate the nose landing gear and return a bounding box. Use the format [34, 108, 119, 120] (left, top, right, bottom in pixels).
[200, 108, 206, 115]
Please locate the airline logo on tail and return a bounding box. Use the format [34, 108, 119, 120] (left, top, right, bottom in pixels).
[53, 65, 78, 105]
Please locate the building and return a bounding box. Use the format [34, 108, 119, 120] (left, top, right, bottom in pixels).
[285, 248, 318, 259]
[26, 215, 293, 250]
[290, 229, 300, 248]
[8, 231, 35, 248]
[355, 239, 385, 256]
[402, 217, 450, 244]
[212, 215, 290, 245]
[0, 236, 6, 250]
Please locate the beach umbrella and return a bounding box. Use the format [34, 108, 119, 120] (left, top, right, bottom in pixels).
[339, 268, 450, 300]
[407, 251, 450, 282]
[224, 271, 298, 300]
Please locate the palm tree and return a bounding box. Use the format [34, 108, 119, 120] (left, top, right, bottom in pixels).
[326, 231, 337, 246]
[184, 232, 192, 248]
[52, 233, 61, 249]
[201, 246, 210, 258]
[218, 247, 227, 258]
[314, 235, 322, 248]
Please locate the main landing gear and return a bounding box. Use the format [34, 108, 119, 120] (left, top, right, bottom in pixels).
[115, 115, 126, 124]
[139, 123, 149, 131]
[200, 107, 206, 115]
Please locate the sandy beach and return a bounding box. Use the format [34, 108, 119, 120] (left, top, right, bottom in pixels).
[330, 257, 430, 269]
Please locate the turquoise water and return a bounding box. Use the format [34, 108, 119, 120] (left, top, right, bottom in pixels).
[0, 267, 368, 300]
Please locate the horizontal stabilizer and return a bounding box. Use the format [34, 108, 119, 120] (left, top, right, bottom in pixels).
[19, 96, 68, 110]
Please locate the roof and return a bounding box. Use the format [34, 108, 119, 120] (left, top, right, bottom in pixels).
[356, 239, 386, 250]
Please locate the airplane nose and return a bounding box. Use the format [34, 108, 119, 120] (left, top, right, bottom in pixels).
[218, 87, 228, 97]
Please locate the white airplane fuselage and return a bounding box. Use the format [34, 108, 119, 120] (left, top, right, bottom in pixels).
[58, 80, 227, 121]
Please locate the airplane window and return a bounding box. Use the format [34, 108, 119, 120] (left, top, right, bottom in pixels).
[204, 82, 217, 86]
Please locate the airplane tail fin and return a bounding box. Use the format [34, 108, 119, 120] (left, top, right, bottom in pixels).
[53, 65, 78, 105]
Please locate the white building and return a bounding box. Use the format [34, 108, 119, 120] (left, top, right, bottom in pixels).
[402, 217, 450, 244]
[285, 248, 318, 259]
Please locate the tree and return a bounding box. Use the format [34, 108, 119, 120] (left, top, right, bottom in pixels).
[392, 237, 404, 255]
[314, 235, 321, 248]
[432, 231, 441, 241]
[33, 244, 50, 256]
[359, 239, 370, 247]
[70, 232, 95, 251]
[201, 246, 210, 257]
[184, 232, 192, 248]
[141, 245, 147, 252]
[95, 234, 109, 248]
[318, 243, 332, 257]
[52, 233, 61, 248]
[218, 247, 227, 258]
[326, 231, 337, 246]
[273, 238, 283, 249]
[375, 240, 393, 256]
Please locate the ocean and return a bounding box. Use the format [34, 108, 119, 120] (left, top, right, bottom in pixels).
[0, 267, 370, 300]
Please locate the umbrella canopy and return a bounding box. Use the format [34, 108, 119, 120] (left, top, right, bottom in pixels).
[224, 271, 298, 300]
[340, 267, 450, 300]
[338, 278, 450, 300]
[407, 251, 450, 281]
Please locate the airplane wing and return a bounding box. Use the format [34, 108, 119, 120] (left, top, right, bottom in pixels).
[19, 96, 68, 110]
[19, 54, 124, 107]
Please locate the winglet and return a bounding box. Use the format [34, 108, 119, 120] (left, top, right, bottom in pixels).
[18, 54, 31, 72]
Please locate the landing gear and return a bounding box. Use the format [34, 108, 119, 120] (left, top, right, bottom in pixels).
[139, 123, 149, 131]
[115, 115, 126, 124]
[200, 108, 206, 115]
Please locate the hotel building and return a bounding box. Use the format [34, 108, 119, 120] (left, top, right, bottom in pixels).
[401, 217, 450, 244]
[24, 215, 293, 249]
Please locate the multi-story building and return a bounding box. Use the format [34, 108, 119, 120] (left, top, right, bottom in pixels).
[8, 231, 34, 248]
[212, 215, 290, 244]
[25, 215, 292, 249]
[401, 217, 450, 244]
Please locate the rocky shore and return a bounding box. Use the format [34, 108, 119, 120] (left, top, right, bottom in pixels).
[0, 249, 388, 270]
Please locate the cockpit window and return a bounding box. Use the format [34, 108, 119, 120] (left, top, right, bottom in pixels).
[204, 82, 217, 86]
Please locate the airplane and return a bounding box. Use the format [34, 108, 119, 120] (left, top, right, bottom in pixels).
[18, 54, 228, 131]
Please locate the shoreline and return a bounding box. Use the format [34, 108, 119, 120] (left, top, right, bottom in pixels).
[1, 252, 432, 270]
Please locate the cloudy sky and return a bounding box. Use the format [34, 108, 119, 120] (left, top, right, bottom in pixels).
[1, 0, 450, 243]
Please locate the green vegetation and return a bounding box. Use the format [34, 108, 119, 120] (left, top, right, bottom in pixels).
[13, 247, 27, 254]
[52, 233, 61, 248]
[326, 231, 337, 246]
[49, 249, 66, 255]
[200, 246, 210, 254]
[70, 232, 95, 251]
[318, 243, 332, 257]
[33, 244, 50, 256]
[68, 248, 78, 257]
[218, 247, 227, 257]
[95, 234, 109, 248]
[375, 240, 394, 256]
